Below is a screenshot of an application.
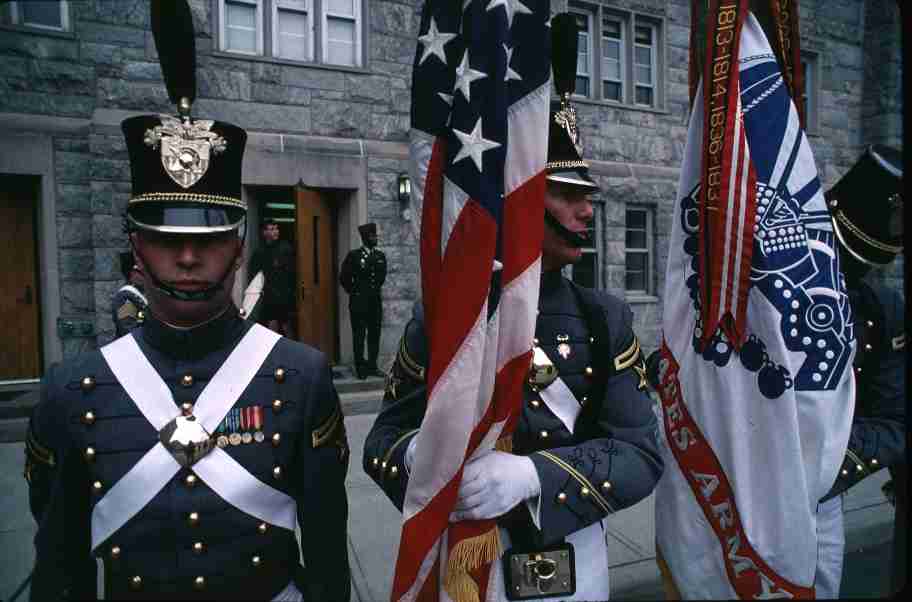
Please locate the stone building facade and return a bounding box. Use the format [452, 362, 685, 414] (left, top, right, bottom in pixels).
[0, 0, 902, 384]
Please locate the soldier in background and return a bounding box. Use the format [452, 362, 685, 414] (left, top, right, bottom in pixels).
[340, 222, 387, 379]
[111, 250, 148, 337]
[249, 218, 296, 336]
[816, 144, 905, 597]
[23, 2, 350, 600]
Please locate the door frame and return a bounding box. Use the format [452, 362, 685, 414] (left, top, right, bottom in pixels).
[0, 131, 63, 378]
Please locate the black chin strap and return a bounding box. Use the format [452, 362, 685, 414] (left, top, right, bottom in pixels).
[544, 210, 589, 248]
[130, 238, 243, 303]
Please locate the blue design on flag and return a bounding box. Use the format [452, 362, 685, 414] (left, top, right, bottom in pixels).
[680, 53, 853, 398]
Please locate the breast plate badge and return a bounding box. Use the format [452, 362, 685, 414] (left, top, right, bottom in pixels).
[144, 116, 227, 188]
[159, 414, 214, 467]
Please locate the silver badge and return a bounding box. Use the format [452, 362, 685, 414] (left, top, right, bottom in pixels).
[159, 414, 214, 467]
[553, 105, 583, 157]
[144, 116, 227, 189]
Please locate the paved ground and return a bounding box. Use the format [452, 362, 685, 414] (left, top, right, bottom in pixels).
[0, 409, 898, 601]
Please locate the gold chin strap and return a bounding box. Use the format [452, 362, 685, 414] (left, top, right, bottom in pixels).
[830, 212, 900, 268]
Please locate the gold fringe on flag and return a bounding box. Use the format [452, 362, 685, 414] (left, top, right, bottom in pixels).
[443, 528, 502, 602]
[494, 435, 513, 453]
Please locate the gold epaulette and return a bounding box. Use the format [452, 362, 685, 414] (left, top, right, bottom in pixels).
[24, 428, 55, 484]
[614, 336, 642, 372]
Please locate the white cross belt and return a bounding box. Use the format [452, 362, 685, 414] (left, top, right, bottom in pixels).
[92, 324, 295, 551]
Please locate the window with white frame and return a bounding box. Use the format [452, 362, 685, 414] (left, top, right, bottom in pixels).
[0, 0, 70, 32]
[569, 3, 663, 109]
[218, 0, 361, 67]
[624, 207, 653, 294]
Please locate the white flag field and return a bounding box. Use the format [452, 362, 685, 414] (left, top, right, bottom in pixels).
[654, 12, 856, 599]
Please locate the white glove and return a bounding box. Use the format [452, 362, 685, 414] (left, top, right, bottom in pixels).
[405, 436, 418, 473]
[449, 451, 541, 522]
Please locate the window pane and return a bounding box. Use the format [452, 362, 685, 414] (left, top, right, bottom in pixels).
[626, 210, 646, 229]
[603, 80, 621, 101]
[636, 86, 653, 105]
[573, 252, 597, 288]
[626, 229, 646, 249]
[278, 9, 309, 60]
[602, 39, 620, 61]
[635, 45, 651, 67]
[226, 1, 257, 52]
[602, 17, 621, 38]
[602, 59, 620, 81]
[327, 17, 356, 66]
[327, 0, 355, 16]
[635, 64, 651, 84]
[635, 25, 652, 45]
[576, 76, 590, 97]
[22, 1, 63, 28]
[626, 253, 647, 291]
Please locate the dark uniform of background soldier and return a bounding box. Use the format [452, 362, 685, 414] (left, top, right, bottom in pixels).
[340, 222, 387, 379]
[363, 16, 662, 600]
[249, 218, 296, 337]
[111, 250, 149, 337]
[815, 145, 905, 596]
[22, 2, 350, 600]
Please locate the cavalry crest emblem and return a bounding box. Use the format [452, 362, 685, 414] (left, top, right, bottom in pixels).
[144, 116, 227, 188]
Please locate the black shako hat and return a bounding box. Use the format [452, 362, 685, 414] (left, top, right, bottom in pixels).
[123, 0, 247, 234]
[547, 14, 598, 192]
[358, 223, 377, 238]
[825, 145, 903, 266]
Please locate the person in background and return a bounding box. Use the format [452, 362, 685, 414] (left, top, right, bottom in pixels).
[340, 222, 387, 379]
[249, 218, 296, 337]
[111, 250, 148, 338]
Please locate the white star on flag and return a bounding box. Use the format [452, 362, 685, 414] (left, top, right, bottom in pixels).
[453, 51, 487, 101]
[486, 0, 532, 29]
[503, 44, 522, 82]
[452, 117, 501, 172]
[418, 17, 457, 65]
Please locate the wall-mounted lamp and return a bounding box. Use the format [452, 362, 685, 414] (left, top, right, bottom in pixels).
[397, 172, 413, 221]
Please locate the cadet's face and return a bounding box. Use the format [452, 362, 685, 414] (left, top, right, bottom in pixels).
[262, 224, 280, 241]
[542, 182, 593, 271]
[132, 230, 243, 326]
[364, 232, 378, 247]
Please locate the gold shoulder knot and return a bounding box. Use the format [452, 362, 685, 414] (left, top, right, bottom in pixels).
[312, 405, 348, 462]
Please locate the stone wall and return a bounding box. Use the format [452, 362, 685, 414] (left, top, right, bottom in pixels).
[0, 0, 901, 369]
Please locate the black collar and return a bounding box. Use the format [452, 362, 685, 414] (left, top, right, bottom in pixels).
[140, 304, 248, 360]
[540, 268, 564, 295]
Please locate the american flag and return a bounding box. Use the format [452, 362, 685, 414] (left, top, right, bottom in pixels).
[392, 1, 551, 601]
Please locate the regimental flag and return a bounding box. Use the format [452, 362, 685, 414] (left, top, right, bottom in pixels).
[654, 3, 855, 599]
[392, 1, 551, 601]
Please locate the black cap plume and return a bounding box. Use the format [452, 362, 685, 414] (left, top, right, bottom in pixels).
[551, 13, 579, 97]
[151, 0, 197, 113]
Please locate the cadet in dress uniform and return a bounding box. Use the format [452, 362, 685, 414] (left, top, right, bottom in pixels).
[340, 223, 387, 379]
[23, 2, 350, 600]
[363, 19, 663, 600]
[814, 145, 905, 597]
[111, 251, 149, 337]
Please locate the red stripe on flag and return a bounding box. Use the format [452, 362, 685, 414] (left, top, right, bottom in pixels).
[419, 139, 447, 328]
[500, 172, 545, 283]
[656, 343, 815, 599]
[425, 202, 497, 394]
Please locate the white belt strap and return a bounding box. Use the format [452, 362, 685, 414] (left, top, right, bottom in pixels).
[93, 324, 293, 551]
[536, 350, 583, 434]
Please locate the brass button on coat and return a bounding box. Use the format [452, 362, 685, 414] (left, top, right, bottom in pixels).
[85, 447, 96, 462]
[389, 465, 399, 478]
[130, 576, 142, 590]
[584, 366, 594, 377]
[274, 367, 286, 382]
[273, 466, 282, 479]
[136, 311, 145, 321]
[272, 399, 283, 413]
[110, 545, 121, 560]
[188, 511, 200, 526]
[258, 522, 268, 534]
[580, 486, 590, 498]
[181, 402, 194, 416]
[92, 480, 103, 494]
[271, 432, 281, 446]
[82, 411, 96, 425]
[529, 399, 541, 409]
[252, 555, 262, 567]
[185, 474, 197, 487]
[192, 541, 205, 555]
[81, 376, 95, 392]
[556, 492, 567, 504]
[539, 430, 549, 440]
[601, 481, 612, 492]
[193, 576, 205, 590]
[181, 374, 194, 387]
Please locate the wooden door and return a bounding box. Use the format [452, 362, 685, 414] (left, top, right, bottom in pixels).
[295, 186, 337, 362]
[0, 177, 41, 379]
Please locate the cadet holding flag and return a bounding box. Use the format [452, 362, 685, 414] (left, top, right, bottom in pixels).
[23, 2, 350, 600]
[653, 0, 855, 598]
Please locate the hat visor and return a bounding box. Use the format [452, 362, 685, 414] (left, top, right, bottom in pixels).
[127, 203, 246, 234]
[546, 168, 599, 191]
